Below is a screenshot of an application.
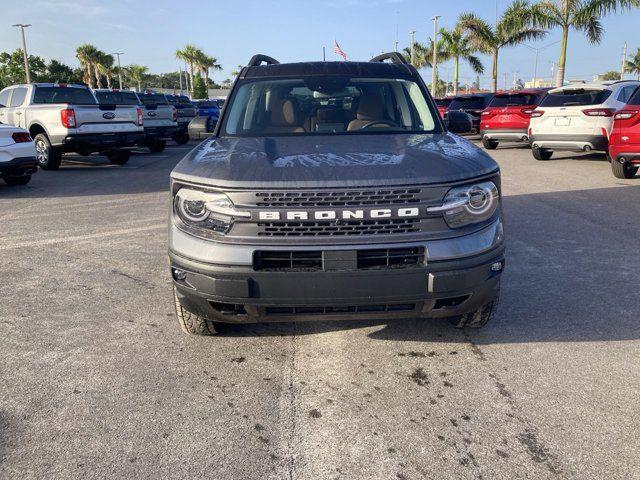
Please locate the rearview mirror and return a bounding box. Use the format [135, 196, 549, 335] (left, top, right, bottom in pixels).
[445, 111, 473, 134]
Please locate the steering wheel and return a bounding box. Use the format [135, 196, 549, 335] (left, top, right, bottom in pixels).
[359, 120, 400, 130]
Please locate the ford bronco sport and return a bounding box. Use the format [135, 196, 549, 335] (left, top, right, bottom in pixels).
[169, 53, 505, 335]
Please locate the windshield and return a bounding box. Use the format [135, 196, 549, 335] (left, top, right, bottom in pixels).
[32, 86, 97, 105]
[448, 96, 490, 110]
[95, 91, 140, 105]
[540, 89, 611, 107]
[220, 77, 438, 136]
[166, 95, 192, 106]
[488, 93, 544, 107]
[139, 93, 168, 106]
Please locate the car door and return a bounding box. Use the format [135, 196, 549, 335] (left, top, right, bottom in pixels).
[0, 88, 13, 125]
[7, 87, 28, 128]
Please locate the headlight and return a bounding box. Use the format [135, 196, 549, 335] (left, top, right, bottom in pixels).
[428, 181, 499, 228]
[173, 188, 249, 235]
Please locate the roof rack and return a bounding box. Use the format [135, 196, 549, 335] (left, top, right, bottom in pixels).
[370, 52, 408, 65]
[247, 54, 280, 67]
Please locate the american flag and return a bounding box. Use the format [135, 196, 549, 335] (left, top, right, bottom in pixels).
[334, 41, 348, 61]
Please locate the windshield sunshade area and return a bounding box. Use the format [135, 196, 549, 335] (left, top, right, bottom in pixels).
[220, 77, 439, 136]
[539, 89, 612, 107]
[95, 91, 140, 105]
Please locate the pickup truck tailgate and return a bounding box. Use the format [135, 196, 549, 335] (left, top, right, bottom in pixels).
[143, 105, 176, 127]
[73, 105, 142, 134]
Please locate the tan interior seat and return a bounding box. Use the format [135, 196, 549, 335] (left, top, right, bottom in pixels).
[347, 93, 387, 131]
[268, 99, 305, 133]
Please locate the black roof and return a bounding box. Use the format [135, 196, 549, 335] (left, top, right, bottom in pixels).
[242, 61, 416, 79]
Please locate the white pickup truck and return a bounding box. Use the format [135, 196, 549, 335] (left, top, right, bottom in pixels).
[94, 89, 178, 153]
[0, 83, 144, 169]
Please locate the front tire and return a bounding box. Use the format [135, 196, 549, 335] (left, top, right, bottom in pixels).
[448, 288, 500, 329]
[174, 287, 218, 336]
[532, 146, 553, 160]
[482, 137, 499, 150]
[34, 133, 62, 170]
[4, 175, 31, 186]
[611, 158, 638, 179]
[106, 149, 130, 165]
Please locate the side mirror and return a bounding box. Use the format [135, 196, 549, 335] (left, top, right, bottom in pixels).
[445, 111, 473, 134]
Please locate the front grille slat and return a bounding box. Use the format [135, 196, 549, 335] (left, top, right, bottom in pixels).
[258, 219, 420, 237]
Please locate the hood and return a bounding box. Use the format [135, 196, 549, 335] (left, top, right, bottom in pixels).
[171, 133, 498, 189]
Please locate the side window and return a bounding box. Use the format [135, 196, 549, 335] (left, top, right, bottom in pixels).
[0, 89, 12, 108]
[9, 87, 27, 107]
[617, 86, 636, 104]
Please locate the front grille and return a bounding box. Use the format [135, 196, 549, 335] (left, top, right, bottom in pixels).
[265, 304, 416, 316]
[257, 219, 420, 237]
[254, 247, 425, 271]
[255, 188, 421, 207]
[357, 247, 425, 269]
[254, 251, 322, 271]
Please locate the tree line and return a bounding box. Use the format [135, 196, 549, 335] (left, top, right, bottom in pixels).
[0, 43, 228, 95]
[404, 0, 640, 95]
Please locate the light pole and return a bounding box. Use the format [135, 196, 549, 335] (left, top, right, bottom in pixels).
[522, 40, 561, 86]
[431, 15, 441, 95]
[409, 30, 416, 65]
[12, 24, 31, 83]
[111, 52, 124, 90]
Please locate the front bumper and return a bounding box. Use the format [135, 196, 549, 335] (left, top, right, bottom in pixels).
[61, 132, 145, 152]
[169, 220, 505, 323]
[143, 125, 179, 141]
[0, 156, 38, 178]
[530, 134, 608, 152]
[481, 129, 529, 142]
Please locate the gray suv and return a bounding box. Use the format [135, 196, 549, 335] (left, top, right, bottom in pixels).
[169, 53, 505, 335]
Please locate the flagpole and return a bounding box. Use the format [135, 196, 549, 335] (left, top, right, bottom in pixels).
[323, 47, 326, 61]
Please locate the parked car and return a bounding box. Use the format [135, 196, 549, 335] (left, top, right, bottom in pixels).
[168, 52, 504, 336]
[94, 90, 179, 153]
[164, 95, 196, 144]
[0, 124, 37, 186]
[0, 83, 144, 169]
[447, 93, 495, 134]
[479, 88, 550, 149]
[434, 97, 453, 117]
[192, 99, 221, 123]
[528, 80, 640, 160]
[609, 85, 640, 178]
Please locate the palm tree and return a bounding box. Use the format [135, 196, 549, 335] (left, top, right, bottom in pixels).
[440, 26, 484, 95]
[625, 48, 640, 80]
[96, 52, 114, 89]
[460, 0, 547, 92]
[403, 39, 449, 69]
[195, 52, 222, 87]
[530, 0, 640, 87]
[75, 44, 101, 88]
[230, 65, 245, 77]
[125, 64, 149, 91]
[175, 44, 200, 95]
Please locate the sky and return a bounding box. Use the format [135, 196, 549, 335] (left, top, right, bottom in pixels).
[1, 0, 639, 89]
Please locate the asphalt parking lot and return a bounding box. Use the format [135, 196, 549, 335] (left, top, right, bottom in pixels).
[1, 140, 639, 480]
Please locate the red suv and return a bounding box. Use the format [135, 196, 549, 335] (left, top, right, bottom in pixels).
[479, 89, 549, 149]
[609, 85, 640, 179]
